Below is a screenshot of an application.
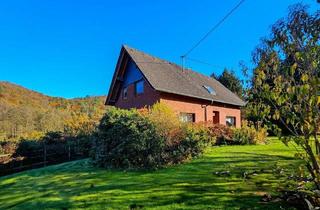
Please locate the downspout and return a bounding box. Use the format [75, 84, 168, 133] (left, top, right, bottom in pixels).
[210, 100, 214, 123]
[201, 100, 213, 122]
[201, 105, 207, 122]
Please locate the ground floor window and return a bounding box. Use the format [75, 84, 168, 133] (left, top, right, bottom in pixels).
[226, 116, 236, 127]
[179, 113, 195, 123]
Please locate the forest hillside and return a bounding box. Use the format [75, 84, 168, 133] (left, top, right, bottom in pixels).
[0, 81, 107, 141]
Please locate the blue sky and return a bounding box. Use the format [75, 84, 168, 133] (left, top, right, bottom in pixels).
[0, 0, 318, 98]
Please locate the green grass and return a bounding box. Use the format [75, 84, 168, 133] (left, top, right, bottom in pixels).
[0, 138, 302, 210]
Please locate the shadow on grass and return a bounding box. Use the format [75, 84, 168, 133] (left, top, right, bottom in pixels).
[0, 147, 300, 210]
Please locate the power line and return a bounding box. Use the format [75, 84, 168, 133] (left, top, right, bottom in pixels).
[185, 57, 225, 69]
[181, 0, 246, 58]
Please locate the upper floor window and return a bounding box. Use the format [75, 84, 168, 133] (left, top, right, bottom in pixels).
[226, 116, 236, 127]
[179, 112, 195, 123]
[123, 87, 128, 99]
[135, 80, 144, 95]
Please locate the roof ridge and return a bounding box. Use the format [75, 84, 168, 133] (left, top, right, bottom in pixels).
[123, 45, 220, 82]
[121, 45, 245, 106]
[123, 46, 213, 97]
[123, 45, 181, 67]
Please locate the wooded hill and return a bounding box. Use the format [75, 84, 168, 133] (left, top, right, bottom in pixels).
[0, 81, 107, 141]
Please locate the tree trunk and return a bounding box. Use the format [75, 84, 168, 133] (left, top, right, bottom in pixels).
[305, 142, 320, 189]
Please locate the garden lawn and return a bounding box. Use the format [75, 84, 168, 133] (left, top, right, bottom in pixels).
[0, 138, 302, 210]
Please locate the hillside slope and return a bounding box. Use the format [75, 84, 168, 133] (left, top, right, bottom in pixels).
[0, 81, 107, 140]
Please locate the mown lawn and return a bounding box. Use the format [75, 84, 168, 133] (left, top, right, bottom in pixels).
[0, 138, 302, 210]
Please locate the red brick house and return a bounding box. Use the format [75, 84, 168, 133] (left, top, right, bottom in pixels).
[106, 46, 245, 128]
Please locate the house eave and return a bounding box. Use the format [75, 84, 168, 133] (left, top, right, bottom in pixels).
[157, 88, 246, 107]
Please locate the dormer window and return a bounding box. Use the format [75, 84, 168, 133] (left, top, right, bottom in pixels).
[203, 85, 216, 95]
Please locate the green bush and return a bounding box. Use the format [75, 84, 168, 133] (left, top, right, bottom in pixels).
[162, 124, 213, 164]
[185, 123, 216, 146]
[232, 121, 268, 145]
[146, 102, 210, 163]
[75, 134, 93, 156]
[93, 104, 212, 169]
[198, 122, 233, 145]
[92, 107, 165, 169]
[143, 102, 181, 146]
[15, 139, 43, 156]
[180, 124, 213, 157]
[198, 121, 267, 145]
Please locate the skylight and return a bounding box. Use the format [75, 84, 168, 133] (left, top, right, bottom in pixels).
[203, 85, 216, 95]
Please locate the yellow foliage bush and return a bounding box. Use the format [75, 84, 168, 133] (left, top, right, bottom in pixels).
[232, 120, 268, 145]
[145, 102, 181, 145]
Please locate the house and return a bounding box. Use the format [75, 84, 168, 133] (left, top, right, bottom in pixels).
[106, 45, 245, 128]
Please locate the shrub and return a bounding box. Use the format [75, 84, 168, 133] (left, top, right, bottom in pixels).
[23, 131, 45, 141]
[42, 131, 65, 144]
[163, 123, 213, 164]
[198, 123, 233, 145]
[75, 134, 93, 156]
[13, 131, 90, 162]
[232, 121, 268, 145]
[144, 102, 181, 146]
[0, 142, 15, 163]
[144, 103, 212, 165]
[180, 124, 213, 156]
[198, 121, 267, 145]
[14, 139, 43, 157]
[92, 107, 165, 169]
[0, 141, 17, 155]
[93, 105, 213, 169]
[185, 123, 216, 146]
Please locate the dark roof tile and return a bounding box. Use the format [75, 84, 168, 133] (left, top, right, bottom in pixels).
[123, 45, 245, 106]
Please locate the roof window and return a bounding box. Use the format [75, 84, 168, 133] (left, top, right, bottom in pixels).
[203, 85, 216, 95]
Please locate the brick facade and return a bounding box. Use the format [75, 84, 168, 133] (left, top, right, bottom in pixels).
[160, 93, 241, 128]
[115, 78, 241, 128]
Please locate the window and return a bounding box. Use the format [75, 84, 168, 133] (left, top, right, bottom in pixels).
[226, 116, 236, 127]
[123, 87, 128, 99]
[203, 85, 216, 95]
[179, 113, 195, 123]
[135, 80, 144, 95]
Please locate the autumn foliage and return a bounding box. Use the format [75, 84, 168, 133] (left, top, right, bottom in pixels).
[0, 81, 106, 141]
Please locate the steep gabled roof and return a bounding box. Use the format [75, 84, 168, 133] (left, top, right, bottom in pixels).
[106, 45, 246, 107]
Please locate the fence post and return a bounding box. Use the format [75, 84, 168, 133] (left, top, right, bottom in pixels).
[43, 141, 47, 167]
[68, 144, 71, 161]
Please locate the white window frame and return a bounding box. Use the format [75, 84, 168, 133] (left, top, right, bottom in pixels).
[179, 112, 195, 123]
